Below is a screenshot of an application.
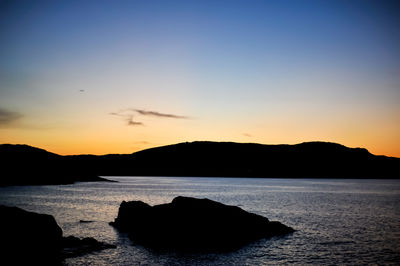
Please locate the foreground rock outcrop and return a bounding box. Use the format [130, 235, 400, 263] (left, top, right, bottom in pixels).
[0, 205, 63, 264]
[0, 205, 115, 264]
[110, 196, 294, 252]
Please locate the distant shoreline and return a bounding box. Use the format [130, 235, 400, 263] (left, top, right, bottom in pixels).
[102, 175, 400, 180]
[1, 141, 399, 186]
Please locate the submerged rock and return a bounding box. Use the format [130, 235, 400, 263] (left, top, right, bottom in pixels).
[110, 196, 294, 252]
[0, 205, 115, 264]
[62, 236, 116, 258]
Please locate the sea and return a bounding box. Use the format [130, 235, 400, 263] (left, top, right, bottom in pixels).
[0, 176, 399, 265]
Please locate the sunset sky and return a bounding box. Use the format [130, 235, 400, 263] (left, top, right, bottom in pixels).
[1, 0, 399, 157]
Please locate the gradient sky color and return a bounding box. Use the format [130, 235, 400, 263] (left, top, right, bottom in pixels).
[1, 0, 399, 156]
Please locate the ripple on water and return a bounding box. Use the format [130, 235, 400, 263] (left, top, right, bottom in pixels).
[0, 177, 399, 265]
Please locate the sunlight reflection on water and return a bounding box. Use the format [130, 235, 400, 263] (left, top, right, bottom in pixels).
[0, 177, 399, 265]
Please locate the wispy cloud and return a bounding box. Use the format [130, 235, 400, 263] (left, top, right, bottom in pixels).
[0, 107, 23, 127]
[111, 108, 189, 126]
[127, 116, 144, 126]
[134, 109, 189, 119]
[110, 112, 143, 126]
[243, 133, 252, 137]
[133, 141, 151, 145]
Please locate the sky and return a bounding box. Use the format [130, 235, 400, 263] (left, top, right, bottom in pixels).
[0, 0, 399, 156]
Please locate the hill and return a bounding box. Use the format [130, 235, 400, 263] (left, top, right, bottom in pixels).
[0, 144, 110, 186]
[1, 141, 398, 186]
[94, 141, 398, 178]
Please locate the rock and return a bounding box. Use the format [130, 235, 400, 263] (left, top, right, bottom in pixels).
[0, 205, 115, 264]
[79, 220, 94, 223]
[110, 196, 294, 252]
[62, 236, 116, 258]
[0, 205, 63, 264]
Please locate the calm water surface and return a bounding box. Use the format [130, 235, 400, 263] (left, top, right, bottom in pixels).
[0, 177, 399, 265]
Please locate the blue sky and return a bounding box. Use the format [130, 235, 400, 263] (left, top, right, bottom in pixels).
[0, 0, 399, 156]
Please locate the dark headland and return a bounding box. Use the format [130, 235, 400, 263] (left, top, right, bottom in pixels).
[1, 141, 399, 186]
[0, 144, 111, 186]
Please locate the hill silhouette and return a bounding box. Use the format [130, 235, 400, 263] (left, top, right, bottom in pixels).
[0, 144, 110, 186]
[1, 141, 398, 186]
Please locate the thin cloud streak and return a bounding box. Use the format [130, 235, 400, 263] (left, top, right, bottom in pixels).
[0, 107, 23, 126]
[110, 108, 190, 127]
[110, 112, 143, 126]
[127, 115, 144, 126]
[133, 109, 189, 119]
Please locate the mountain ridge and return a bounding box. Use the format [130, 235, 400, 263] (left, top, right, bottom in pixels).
[1, 141, 398, 186]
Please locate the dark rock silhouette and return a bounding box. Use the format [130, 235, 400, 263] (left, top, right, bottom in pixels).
[0, 205, 63, 264]
[61, 236, 116, 258]
[79, 219, 94, 223]
[110, 196, 294, 252]
[1, 141, 399, 186]
[0, 205, 115, 264]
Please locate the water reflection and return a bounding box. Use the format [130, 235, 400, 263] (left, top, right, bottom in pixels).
[0, 177, 399, 265]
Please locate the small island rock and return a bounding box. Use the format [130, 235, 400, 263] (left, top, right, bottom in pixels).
[110, 196, 294, 252]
